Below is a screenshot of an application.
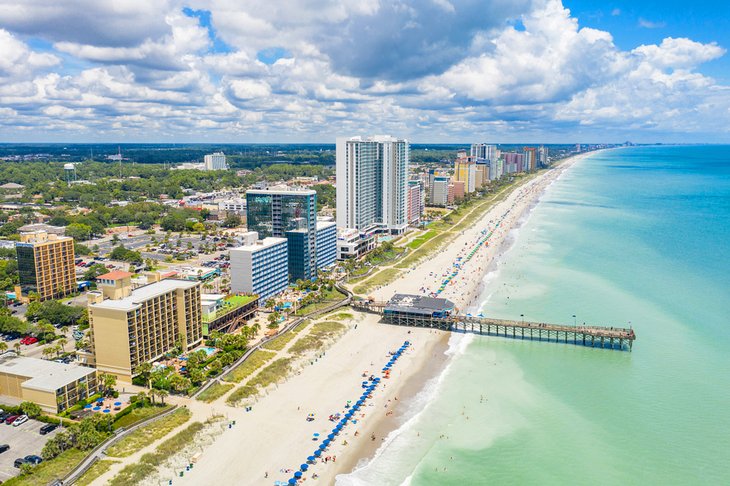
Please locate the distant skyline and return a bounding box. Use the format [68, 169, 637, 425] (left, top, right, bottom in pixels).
[0, 0, 728, 143]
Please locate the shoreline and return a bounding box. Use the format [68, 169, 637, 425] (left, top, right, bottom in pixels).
[330, 152, 592, 482]
[167, 152, 592, 486]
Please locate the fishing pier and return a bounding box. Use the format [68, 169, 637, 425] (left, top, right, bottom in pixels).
[352, 294, 636, 351]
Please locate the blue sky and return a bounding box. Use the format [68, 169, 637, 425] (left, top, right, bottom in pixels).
[0, 0, 728, 143]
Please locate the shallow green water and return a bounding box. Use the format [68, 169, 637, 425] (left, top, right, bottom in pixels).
[338, 146, 730, 485]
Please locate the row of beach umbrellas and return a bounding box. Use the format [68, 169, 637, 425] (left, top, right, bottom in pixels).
[285, 341, 411, 485]
[435, 223, 502, 295]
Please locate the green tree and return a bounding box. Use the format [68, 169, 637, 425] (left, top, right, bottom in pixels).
[0, 342, 7, 354]
[222, 214, 242, 228]
[135, 361, 154, 388]
[20, 401, 42, 418]
[84, 263, 109, 280]
[100, 373, 117, 396]
[65, 222, 93, 241]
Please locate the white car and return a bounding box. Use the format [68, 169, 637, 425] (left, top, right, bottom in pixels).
[12, 415, 28, 427]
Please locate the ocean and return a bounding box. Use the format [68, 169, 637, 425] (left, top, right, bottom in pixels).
[337, 145, 730, 485]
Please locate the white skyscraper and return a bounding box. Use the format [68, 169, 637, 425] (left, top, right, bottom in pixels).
[471, 143, 497, 163]
[204, 152, 228, 170]
[336, 135, 409, 235]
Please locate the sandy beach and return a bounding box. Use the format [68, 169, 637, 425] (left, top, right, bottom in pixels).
[162, 154, 588, 486]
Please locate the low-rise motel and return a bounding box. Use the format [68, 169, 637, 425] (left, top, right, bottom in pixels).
[87, 270, 203, 384]
[0, 354, 99, 414]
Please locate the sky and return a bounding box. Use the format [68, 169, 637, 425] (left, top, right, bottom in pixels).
[0, 0, 729, 144]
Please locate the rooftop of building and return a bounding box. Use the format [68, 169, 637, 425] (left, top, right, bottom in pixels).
[384, 293, 455, 316]
[90, 278, 199, 311]
[231, 236, 288, 253]
[98, 270, 133, 281]
[0, 355, 96, 393]
[316, 221, 337, 230]
[17, 223, 66, 234]
[246, 186, 316, 196]
[0, 182, 25, 190]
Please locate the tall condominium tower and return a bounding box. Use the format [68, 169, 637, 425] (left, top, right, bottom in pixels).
[204, 152, 228, 170]
[16, 230, 76, 300]
[336, 135, 409, 235]
[471, 143, 498, 163]
[246, 187, 318, 281]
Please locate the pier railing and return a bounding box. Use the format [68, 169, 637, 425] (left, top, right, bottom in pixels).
[351, 300, 635, 351]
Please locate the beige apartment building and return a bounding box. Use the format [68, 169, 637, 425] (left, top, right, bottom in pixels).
[16, 230, 76, 301]
[0, 355, 99, 414]
[87, 271, 203, 383]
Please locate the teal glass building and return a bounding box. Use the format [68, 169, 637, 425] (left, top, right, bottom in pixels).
[246, 188, 318, 281]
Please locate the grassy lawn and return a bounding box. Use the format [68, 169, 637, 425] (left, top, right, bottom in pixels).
[109, 420, 208, 486]
[324, 312, 353, 321]
[407, 230, 436, 249]
[113, 404, 172, 430]
[106, 407, 192, 458]
[222, 349, 276, 383]
[289, 321, 346, 356]
[75, 459, 119, 486]
[196, 382, 234, 403]
[353, 268, 401, 295]
[4, 448, 87, 486]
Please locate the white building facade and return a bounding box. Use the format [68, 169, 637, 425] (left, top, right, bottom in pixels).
[230, 236, 288, 299]
[315, 221, 337, 269]
[336, 135, 409, 235]
[204, 152, 228, 170]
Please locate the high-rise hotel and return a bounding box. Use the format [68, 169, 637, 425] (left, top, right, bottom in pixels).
[16, 230, 76, 300]
[246, 187, 318, 282]
[87, 271, 203, 383]
[336, 135, 409, 235]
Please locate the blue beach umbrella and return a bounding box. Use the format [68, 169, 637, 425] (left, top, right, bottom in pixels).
[300, 464, 308, 471]
[294, 471, 303, 479]
[318, 444, 326, 451]
[288, 479, 297, 485]
[307, 456, 315, 462]
[327, 434, 335, 440]
[323, 439, 331, 446]
[314, 450, 322, 457]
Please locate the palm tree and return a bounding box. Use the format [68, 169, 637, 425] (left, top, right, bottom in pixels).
[148, 389, 157, 405]
[156, 389, 169, 405]
[0, 342, 7, 354]
[57, 338, 68, 353]
[42, 347, 54, 360]
[13, 342, 21, 355]
[54, 344, 63, 357]
[60, 326, 69, 336]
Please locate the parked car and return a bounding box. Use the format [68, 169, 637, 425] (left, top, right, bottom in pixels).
[20, 336, 38, 345]
[12, 415, 28, 427]
[0, 444, 9, 453]
[13, 457, 28, 468]
[24, 455, 43, 465]
[5, 415, 18, 425]
[40, 423, 58, 435]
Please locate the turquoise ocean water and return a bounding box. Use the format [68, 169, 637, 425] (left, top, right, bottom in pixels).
[338, 145, 730, 485]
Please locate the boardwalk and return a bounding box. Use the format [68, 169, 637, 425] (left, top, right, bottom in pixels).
[352, 300, 636, 351]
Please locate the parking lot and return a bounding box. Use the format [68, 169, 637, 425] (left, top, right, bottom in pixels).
[0, 418, 60, 481]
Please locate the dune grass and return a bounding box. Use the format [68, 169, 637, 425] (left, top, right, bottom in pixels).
[106, 407, 192, 458]
[196, 382, 234, 403]
[222, 349, 276, 383]
[75, 459, 119, 486]
[352, 268, 401, 295]
[108, 418, 218, 486]
[289, 321, 346, 356]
